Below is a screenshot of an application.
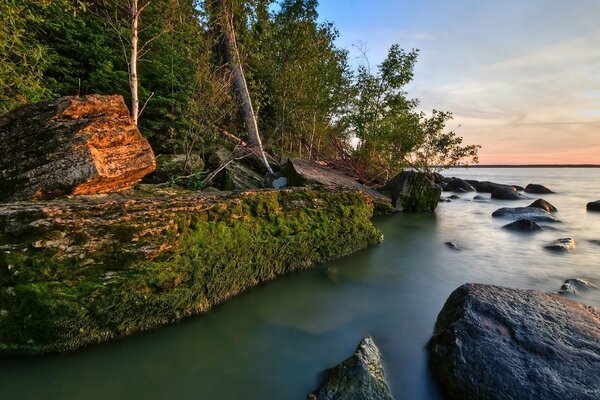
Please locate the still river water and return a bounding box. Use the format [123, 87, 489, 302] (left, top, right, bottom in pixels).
[1, 168, 599, 399]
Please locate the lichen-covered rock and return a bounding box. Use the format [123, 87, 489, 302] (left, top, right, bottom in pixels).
[309, 337, 394, 400]
[384, 171, 441, 212]
[0, 95, 155, 201]
[428, 283, 600, 400]
[0, 187, 382, 353]
[283, 159, 393, 214]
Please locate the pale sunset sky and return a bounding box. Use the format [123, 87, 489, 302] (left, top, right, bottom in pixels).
[317, 0, 600, 164]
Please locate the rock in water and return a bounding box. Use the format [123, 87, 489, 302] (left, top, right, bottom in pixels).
[559, 278, 597, 295]
[309, 337, 394, 400]
[502, 219, 542, 232]
[491, 186, 526, 200]
[384, 171, 441, 212]
[587, 200, 600, 212]
[428, 283, 600, 400]
[0, 95, 155, 201]
[528, 198, 557, 213]
[525, 183, 554, 194]
[545, 238, 576, 252]
[441, 177, 475, 192]
[492, 206, 560, 222]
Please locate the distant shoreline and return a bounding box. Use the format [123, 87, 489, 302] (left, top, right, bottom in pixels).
[456, 164, 600, 168]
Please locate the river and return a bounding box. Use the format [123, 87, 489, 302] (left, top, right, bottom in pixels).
[1, 168, 599, 399]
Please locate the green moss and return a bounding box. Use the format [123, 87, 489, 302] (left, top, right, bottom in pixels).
[0, 189, 382, 353]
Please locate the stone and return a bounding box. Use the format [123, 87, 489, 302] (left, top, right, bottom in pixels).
[492, 206, 561, 222]
[502, 219, 542, 232]
[442, 177, 475, 192]
[0, 187, 383, 353]
[590, 239, 600, 246]
[283, 159, 391, 210]
[207, 147, 266, 191]
[384, 171, 441, 212]
[545, 238, 576, 252]
[0, 95, 155, 201]
[587, 200, 600, 212]
[271, 176, 287, 188]
[428, 283, 600, 400]
[448, 194, 460, 200]
[528, 198, 557, 213]
[148, 154, 204, 183]
[473, 195, 488, 201]
[466, 180, 519, 193]
[308, 337, 394, 400]
[491, 186, 526, 200]
[445, 242, 460, 250]
[559, 278, 597, 295]
[525, 183, 554, 194]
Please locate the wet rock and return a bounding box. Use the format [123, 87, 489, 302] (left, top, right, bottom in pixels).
[492, 206, 560, 222]
[439, 197, 451, 203]
[473, 195, 488, 201]
[559, 278, 597, 295]
[309, 337, 394, 400]
[445, 242, 460, 250]
[545, 238, 576, 252]
[528, 198, 557, 213]
[428, 283, 600, 400]
[512, 185, 525, 191]
[448, 194, 460, 200]
[502, 219, 542, 232]
[383, 171, 441, 212]
[590, 239, 600, 246]
[525, 183, 554, 194]
[587, 200, 600, 212]
[0, 95, 156, 201]
[466, 180, 515, 193]
[442, 177, 475, 192]
[491, 186, 526, 200]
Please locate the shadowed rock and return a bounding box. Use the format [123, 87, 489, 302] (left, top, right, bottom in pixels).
[492, 207, 560, 222]
[0, 95, 155, 201]
[525, 183, 554, 194]
[545, 238, 576, 252]
[428, 283, 600, 400]
[442, 177, 475, 192]
[383, 171, 441, 212]
[587, 200, 600, 212]
[309, 337, 394, 400]
[528, 198, 557, 213]
[473, 195, 488, 201]
[559, 278, 597, 295]
[491, 186, 526, 200]
[502, 219, 542, 232]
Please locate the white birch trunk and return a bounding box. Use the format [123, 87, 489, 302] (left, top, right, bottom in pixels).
[130, 0, 139, 125]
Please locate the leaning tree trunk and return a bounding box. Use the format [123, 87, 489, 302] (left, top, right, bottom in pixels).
[130, 0, 139, 126]
[219, 3, 273, 173]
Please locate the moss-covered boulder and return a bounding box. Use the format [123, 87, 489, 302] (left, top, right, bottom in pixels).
[384, 171, 441, 212]
[148, 154, 205, 183]
[0, 186, 382, 353]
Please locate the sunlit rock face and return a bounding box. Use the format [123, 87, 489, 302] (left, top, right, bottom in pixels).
[0, 95, 155, 201]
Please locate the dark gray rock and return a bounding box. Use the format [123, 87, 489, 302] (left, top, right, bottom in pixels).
[512, 185, 525, 191]
[502, 219, 542, 232]
[384, 171, 441, 212]
[466, 180, 515, 193]
[309, 337, 394, 400]
[525, 183, 554, 194]
[528, 198, 557, 213]
[473, 195, 488, 201]
[590, 240, 600, 246]
[428, 283, 600, 400]
[492, 207, 560, 222]
[587, 200, 600, 212]
[545, 238, 576, 252]
[442, 177, 475, 192]
[491, 186, 526, 200]
[445, 242, 460, 250]
[559, 278, 597, 295]
[448, 194, 460, 200]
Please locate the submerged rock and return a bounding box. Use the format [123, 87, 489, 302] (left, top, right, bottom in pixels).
[559, 278, 597, 295]
[528, 198, 557, 213]
[428, 283, 600, 400]
[590, 239, 600, 246]
[473, 195, 488, 201]
[309, 337, 394, 400]
[448, 194, 460, 200]
[0, 95, 156, 201]
[492, 206, 560, 222]
[545, 238, 576, 252]
[587, 200, 600, 212]
[525, 183, 554, 194]
[502, 219, 542, 232]
[445, 242, 461, 250]
[384, 171, 441, 212]
[0, 187, 383, 353]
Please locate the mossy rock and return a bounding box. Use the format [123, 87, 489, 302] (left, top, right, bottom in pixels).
[384, 171, 441, 212]
[0, 187, 382, 353]
[150, 154, 205, 183]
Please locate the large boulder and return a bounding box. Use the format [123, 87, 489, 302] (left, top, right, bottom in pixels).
[207, 147, 266, 191]
[442, 177, 475, 192]
[0, 95, 155, 201]
[525, 183, 554, 194]
[491, 186, 526, 200]
[428, 283, 600, 400]
[528, 198, 557, 213]
[308, 337, 394, 400]
[492, 206, 560, 222]
[587, 200, 600, 212]
[384, 171, 441, 212]
[466, 180, 520, 193]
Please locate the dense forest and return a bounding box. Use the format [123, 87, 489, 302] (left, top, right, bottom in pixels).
[1, 0, 479, 183]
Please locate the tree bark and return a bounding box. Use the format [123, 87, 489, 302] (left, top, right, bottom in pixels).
[130, 0, 139, 125]
[217, 1, 272, 173]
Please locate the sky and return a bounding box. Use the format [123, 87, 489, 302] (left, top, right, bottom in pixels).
[316, 0, 600, 164]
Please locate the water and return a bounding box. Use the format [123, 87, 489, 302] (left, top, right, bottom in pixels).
[1, 168, 599, 399]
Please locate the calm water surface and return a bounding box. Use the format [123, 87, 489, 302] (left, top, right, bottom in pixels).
[1, 168, 599, 399]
